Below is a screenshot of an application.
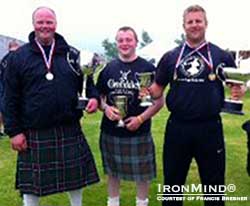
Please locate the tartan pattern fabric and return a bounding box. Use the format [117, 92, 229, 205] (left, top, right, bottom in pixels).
[100, 131, 156, 181]
[16, 123, 99, 196]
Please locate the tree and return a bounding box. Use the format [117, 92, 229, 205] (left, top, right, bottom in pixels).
[101, 38, 118, 61]
[140, 30, 153, 48]
[175, 33, 185, 45]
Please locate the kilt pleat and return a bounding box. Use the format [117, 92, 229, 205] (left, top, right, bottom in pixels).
[100, 131, 156, 181]
[16, 123, 99, 196]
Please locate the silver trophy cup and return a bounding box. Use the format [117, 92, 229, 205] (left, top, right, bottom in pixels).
[76, 52, 96, 110]
[112, 95, 128, 127]
[136, 71, 155, 107]
[217, 66, 250, 115]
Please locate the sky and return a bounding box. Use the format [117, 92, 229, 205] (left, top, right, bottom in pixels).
[1, 0, 250, 53]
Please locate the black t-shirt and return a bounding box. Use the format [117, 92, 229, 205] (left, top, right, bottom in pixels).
[155, 42, 236, 121]
[97, 57, 155, 137]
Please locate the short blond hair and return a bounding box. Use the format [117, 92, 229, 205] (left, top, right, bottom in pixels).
[183, 5, 207, 24]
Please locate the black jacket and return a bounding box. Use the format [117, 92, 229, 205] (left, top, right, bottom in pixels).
[3, 32, 99, 137]
[0, 51, 16, 112]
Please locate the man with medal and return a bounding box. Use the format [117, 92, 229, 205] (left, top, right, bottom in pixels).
[96, 26, 164, 206]
[148, 5, 243, 206]
[2, 7, 99, 206]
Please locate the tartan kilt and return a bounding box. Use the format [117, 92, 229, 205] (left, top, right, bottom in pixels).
[100, 131, 156, 181]
[16, 122, 99, 196]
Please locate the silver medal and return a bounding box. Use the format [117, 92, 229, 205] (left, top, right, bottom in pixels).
[45, 72, 54, 80]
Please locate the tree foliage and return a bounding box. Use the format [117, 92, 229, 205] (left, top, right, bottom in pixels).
[102, 38, 118, 61]
[175, 33, 185, 45]
[140, 30, 153, 48]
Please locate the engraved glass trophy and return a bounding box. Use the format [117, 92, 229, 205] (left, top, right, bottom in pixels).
[136, 71, 155, 107]
[76, 52, 96, 110]
[112, 95, 128, 127]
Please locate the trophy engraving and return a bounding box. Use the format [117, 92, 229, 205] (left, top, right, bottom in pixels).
[112, 95, 128, 127]
[136, 71, 155, 107]
[217, 66, 250, 115]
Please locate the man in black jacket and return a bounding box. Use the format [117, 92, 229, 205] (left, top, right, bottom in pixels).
[3, 7, 99, 206]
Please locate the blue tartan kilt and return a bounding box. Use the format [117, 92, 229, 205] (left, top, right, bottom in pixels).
[16, 122, 99, 196]
[100, 131, 156, 181]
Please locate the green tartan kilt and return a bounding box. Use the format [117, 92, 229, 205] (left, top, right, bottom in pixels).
[16, 122, 99, 196]
[100, 131, 156, 181]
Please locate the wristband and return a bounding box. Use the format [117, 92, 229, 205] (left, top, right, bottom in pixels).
[137, 115, 144, 124]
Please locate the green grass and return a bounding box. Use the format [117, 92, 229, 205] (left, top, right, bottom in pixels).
[1, 93, 250, 206]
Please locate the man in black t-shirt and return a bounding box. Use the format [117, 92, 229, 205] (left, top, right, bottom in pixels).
[149, 5, 244, 206]
[97, 26, 164, 206]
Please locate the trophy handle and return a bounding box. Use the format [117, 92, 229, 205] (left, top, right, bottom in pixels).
[246, 80, 250, 89]
[76, 70, 90, 110]
[81, 74, 87, 99]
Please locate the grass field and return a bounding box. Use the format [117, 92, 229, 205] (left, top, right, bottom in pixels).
[1, 90, 250, 206]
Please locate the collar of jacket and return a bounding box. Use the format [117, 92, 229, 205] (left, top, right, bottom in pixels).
[28, 31, 70, 54]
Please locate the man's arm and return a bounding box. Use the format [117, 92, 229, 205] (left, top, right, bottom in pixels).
[2, 52, 23, 137]
[85, 76, 100, 113]
[149, 82, 165, 100]
[2, 52, 27, 151]
[124, 95, 164, 132]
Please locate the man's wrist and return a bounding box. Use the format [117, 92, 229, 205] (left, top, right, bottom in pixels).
[136, 115, 144, 124]
[101, 103, 108, 112]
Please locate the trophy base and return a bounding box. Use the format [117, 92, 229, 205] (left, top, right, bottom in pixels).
[140, 96, 154, 107]
[76, 98, 89, 110]
[221, 99, 244, 115]
[117, 120, 125, 127]
[140, 101, 153, 107]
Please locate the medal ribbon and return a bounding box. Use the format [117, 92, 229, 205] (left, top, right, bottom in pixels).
[35, 38, 55, 73]
[196, 44, 213, 70]
[174, 41, 213, 79]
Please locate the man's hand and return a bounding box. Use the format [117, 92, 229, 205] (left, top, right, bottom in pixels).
[138, 87, 150, 99]
[10, 133, 27, 152]
[104, 105, 121, 121]
[86, 98, 98, 113]
[124, 116, 142, 131]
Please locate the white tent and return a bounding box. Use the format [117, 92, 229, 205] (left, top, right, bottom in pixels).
[215, 39, 250, 70]
[0, 34, 25, 60]
[137, 41, 176, 65]
[80, 50, 95, 66]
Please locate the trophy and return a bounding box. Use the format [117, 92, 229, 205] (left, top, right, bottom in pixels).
[112, 95, 128, 127]
[217, 66, 250, 115]
[76, 52, 96, 110]
[136, 71, 155, 107]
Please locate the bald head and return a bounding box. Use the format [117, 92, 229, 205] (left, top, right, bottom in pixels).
[32, 7, 57, 45]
